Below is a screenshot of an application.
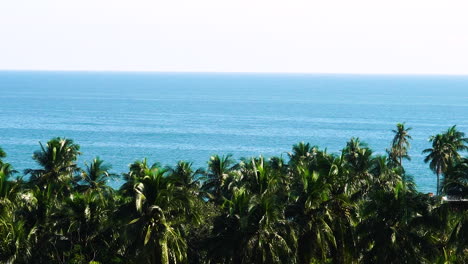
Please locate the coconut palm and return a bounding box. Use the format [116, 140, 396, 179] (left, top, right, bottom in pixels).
[370, 155, 404, 192]
[322, 157, 358, 264]
[47, 190, 122, 263]
[342, 138, 373, 174]
[285, 165, 337, 263]
[237, 156, 273, 194]
[443, 125, 468, 157]
[341, 138, 375, 197]
[166, 161, 204, 190]
[357, 186, 439, 263]
[207, 185, 296, 264]
[288, 142, 319, 167]
[5, 184, 60, 263]
[0, 147, 6, 162]
[423, 134, 450, 195]
[120, 158, 160, 197]
[0, 217, 36, 263]
[423, 126, 467, 195]
[0, 149, 19, 201]
[446, 210, 468, 260]
[79, 157, 116, 194]
[268, 156, 288, 174]
[126, 163, 197, 264]
[288, 145, 357, 263]
[2, 132, 468, 263]
[25, 138, 81, 190]
[0, 164, 20, 220]
[0, 147, 18, 182]
[202, 154, 237, 204]
[442, 158, 468, 198]
[388, 123, 412, 169]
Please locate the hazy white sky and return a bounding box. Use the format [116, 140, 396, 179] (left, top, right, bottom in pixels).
[1, 0, 468, 74]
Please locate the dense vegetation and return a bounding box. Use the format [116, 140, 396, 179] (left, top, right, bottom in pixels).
[0, 124, 467, 264]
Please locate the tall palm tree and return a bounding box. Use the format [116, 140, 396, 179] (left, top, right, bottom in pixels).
[25, 137, 81, 189]
[444, 125, 468, 157]
[423, 126, 467, 195]
[120, 158, 160, 197]
[370, 155, 404, 192]
[50, 190, 118, 263]
[289, 142, 312, 157]
[357, 187, 438, 263]
[166, 161, 203, 190]
[15, 184, 60, 263]
[342, 138, 373, 174]
[126, 163, 198, 264]
[79, 157, 116, 194]
[208, 186, 296, 264]
[442, 158, 468, 198]
[286, 165, 339, 263]
[341, 138, 374, 196]
[4, 133, 468, 263]
[423, 134, 450, 195]
[202, 154, 237, 204]
[388, 123, 412, 169]
[288, 142, 316, 166]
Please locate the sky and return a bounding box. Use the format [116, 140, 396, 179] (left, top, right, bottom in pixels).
[1, 0, 468, 74]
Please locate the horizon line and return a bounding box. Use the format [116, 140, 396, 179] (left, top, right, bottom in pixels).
[1, 69, 468, 77]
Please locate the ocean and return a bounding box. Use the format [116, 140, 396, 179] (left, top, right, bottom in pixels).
[1, 71, 467, 193]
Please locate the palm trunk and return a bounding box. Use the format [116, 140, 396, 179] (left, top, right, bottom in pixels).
[436, 171, 440, 196]
[160, 236, 169, 264]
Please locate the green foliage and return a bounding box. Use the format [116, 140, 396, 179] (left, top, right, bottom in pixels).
[388, 123, 412, 169]
[424, 125, 468, 195]
[0, 125, 467, 263]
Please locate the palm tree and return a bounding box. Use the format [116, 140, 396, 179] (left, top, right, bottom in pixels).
[341, 138, 375, 197]
[442, 158, 468, 198]
[370, 155, 404, 192]
[0, 217, 35, 263]
[286, 165, 337, 263]
[0, 150, 21, 235]
[342, 138, 373, 174]
[50, 191, 120, 263]
[79, 157, 116, 193]
[0, 147, 17, 180]
[0, 147, 18, 187]
[126, 163, 197, 264]
[25, 138, 81, 190]
[357, 187, 439, 263]
[202, 154, 237, 204]
[4, 133, 468, 263]
[446, 209, 468, 260]
[423, 134, 450, 195]
[291, 143, 333, 170]
[120, 158, 160, 197]
[0, 147, 6, 163]
[166, 161, 203, 190]
[444, 125, 468, 156]
[423, 126, 468, 195]
[288, 142, 317, 166]
[388, 123, 412, 169]
[208, 186, 296, 264]
[0, 164, 19, 209]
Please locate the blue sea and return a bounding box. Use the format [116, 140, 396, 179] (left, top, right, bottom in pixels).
[1, 71, 467, 193]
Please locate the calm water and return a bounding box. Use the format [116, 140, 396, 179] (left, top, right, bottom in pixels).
[0, 71, 467, 192]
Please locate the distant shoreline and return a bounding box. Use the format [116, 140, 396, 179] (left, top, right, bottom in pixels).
[1, 69, 468, 77]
